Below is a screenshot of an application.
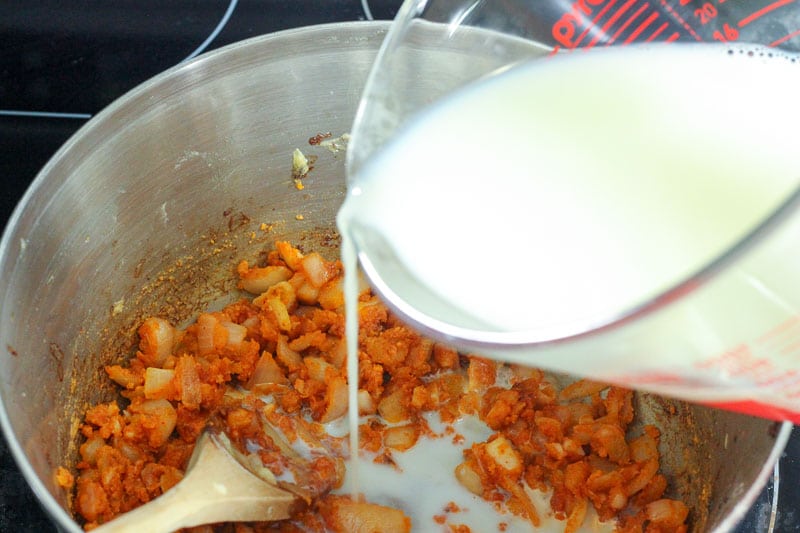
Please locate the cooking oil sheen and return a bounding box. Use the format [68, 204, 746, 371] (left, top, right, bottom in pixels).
[338, 43, 800, 527]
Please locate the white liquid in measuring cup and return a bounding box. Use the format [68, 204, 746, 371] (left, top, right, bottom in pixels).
[336, 43, 800, 527]
[338, 43, 800, 338]
[340, 42, 800, 424]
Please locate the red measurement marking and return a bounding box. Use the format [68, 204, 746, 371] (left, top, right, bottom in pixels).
[712, 22, 739, 42]
[756, 316, 800, 345]
[739, 0, 797, 27]
[646, 21, 670, 41]
[552, 0, 632, 49]
[770, 28, 800, 47]
[573, 0, 619, 48]
[624, 10, 659, 43]
[658, 0, 703, 40]
[586, 0, 637, 47]
[665, 31, 681, 41]
[704, 399, 800, 423]
[607, 2, 649, 44]
[693, 2, 719, 25]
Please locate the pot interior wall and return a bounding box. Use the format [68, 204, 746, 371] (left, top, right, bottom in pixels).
[0, 22, 788, 532]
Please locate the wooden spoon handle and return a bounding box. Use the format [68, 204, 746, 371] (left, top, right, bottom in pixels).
[92, 433, 297, 532]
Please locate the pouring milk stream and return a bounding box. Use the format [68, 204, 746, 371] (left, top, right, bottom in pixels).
[338, 43, 800, 424]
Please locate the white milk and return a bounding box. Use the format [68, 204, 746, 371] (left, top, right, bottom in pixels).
[332, 411, 615, 533]
[338, 43, 800, 337]
[336, 43, 800, 528]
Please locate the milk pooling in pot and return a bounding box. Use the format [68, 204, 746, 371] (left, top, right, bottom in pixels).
[338, 43, 800, 417]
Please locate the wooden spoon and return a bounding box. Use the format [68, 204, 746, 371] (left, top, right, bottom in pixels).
[92, 430, 300, 532]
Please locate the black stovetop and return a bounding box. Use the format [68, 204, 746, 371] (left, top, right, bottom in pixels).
[1, 1, 799, 531]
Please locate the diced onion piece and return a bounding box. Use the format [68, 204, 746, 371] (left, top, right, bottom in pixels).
[176, 356, 202, 410]
[563, 437, 586, 460]
[474, 437, 540, 528]
[383, 424, 419, 452]
[535, 416, 564, 442]
[248, 351, 288, 386]
[455, 462, 483, 496]
[79, 436, 106, 466]
[289, 330, 326, 352]
[144, 367, 175, 400]
[485, 435, 523, 476]
[587, 469, 624, 493]
[237, 262, 293, 295]
[570, 423, 595, 446]
[626, 458, 660, 496]
[590, 424, 631, 465]
[292, 148, 309, 178]
[564, 497, 588, 533]
[564, 402, 594, 424]
[276, 335, 302, 371]
[221, 321, 247, 349]
[305, 356, 333, 382]
[609, 486, 628, 510]
[432, 344, 459, 370]
[159, 466, 183, 493]
[467, 357, 496, 391]
[629, 426, 660, 463]
[262, 281, 296, 332]
[320, 376, 348, 423]
[115, 440, 143, 463]
[137, 317, 175, 367]
[636, 474, 668, 504]
[330, 338, 347, 369]
[320, 496, 411, 533]
[276, 241, 304, 271]
[559, 379, 608, 401]
[318, 278, 344, 310]
[76, 480, 109, 523]
[268, 298, 292, 332]
[300, 253, 333, 288]
[422, 374, 464, 408]
[268, 280, 297, 307]
[564, 461, 590, 496]
[296, 280, 321, 305]
[377, 389, 408, 423]
[95, 448, 120, 506]
[242, 315, 259, 331]
[136, 399, 177, 447]
[106, 365, 142, 390]
[196, 313, 218, 356]
[644, 499, 689, 528]
[357, 390, 376, 415]
[55, 466, 74, 489]
[545, 442, 566, 461]
[510, 365, 544, 381]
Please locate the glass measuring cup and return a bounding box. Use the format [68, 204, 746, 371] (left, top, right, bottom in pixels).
[347, 0, 800, 177]
[342, 0, 800, 423]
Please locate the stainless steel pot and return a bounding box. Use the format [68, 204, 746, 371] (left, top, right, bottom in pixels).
[0, 22, 790, 532]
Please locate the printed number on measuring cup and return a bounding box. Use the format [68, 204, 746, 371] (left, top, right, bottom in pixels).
[694, 3, 718, 24]
[682, 0, 733, 27]
[712, 23, 739, 42]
